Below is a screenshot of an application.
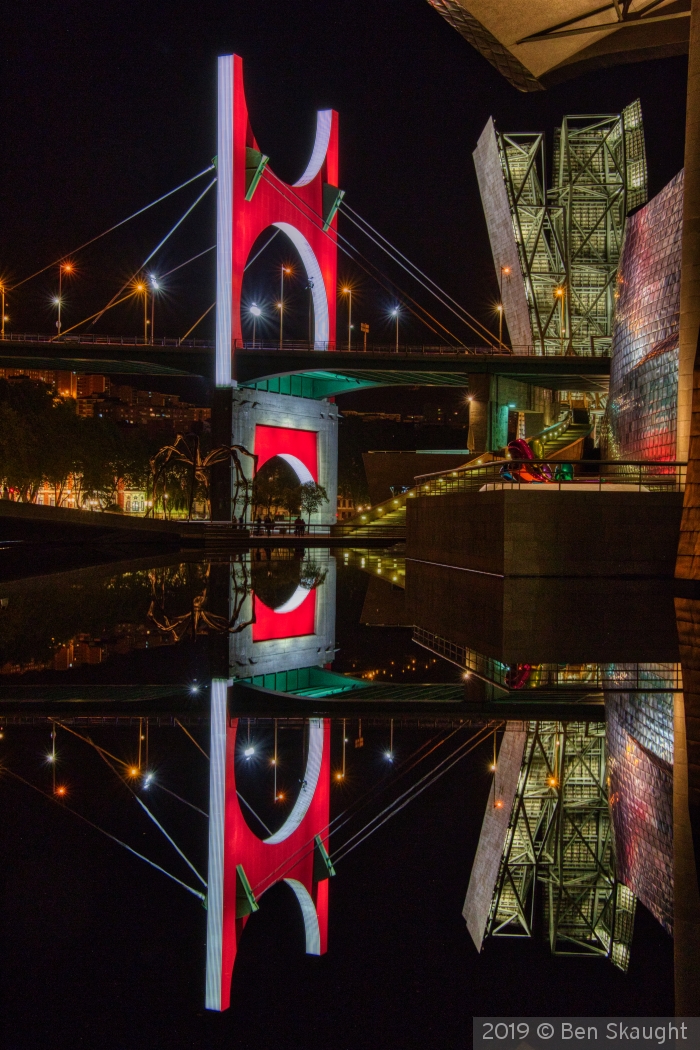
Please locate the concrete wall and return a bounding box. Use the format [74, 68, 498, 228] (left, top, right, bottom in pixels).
[405, 558, 679, 664]
[406, 489, 683, 578]
[467, 374, 556, 452]
[231, 388, 338, 525]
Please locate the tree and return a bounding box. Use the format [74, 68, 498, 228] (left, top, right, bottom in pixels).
[299, 481, 328, 526]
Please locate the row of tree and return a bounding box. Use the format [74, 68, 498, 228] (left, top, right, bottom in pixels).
[0, 379, 156, 508]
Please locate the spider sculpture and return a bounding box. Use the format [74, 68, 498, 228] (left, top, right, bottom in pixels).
[147, 433, 257, 521]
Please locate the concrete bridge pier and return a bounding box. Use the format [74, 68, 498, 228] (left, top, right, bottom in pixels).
[467, 374, 557, 453]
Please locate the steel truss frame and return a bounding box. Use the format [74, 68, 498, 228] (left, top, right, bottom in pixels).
[486, 720, 636, 971]
[497, 102, 647, 356]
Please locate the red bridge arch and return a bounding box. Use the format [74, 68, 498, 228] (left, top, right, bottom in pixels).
[215, 53, 340, 386]
[206, 682, 333, 1011]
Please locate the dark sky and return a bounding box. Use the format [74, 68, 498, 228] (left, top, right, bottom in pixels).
[2, 0, 689, 345]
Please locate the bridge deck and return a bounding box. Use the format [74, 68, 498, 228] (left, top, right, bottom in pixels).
[0, 338, 610, 392]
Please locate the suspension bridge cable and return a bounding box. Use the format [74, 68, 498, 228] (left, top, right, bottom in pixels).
[179, 303, 214, 342]
[149, 780, 208, 818]
[52, 290, 140, 341]
[10, 164, 216, 291]
[85, 178, 217, 332]
[261, 171, 459, 345]
[251, 721, 479, 895]
[260, 167, 495, 347]
[237, 791, 273, 836]
[259, 172, 461, 345]
[339, 206, 500, 347]
[332, 726, 497, 866]
[4, 769, 206, 902]
[60, 725, 208, 888]
[341, 201, 504, 347]
[177, 226, 281, 342]
[175, 718, 209, 759]
[330, 725, 493, 862]
[161, 245, 215, 278]
[56, 721, 131, 769]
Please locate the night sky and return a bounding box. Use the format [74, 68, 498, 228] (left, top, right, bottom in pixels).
[2, 0, 689, 346]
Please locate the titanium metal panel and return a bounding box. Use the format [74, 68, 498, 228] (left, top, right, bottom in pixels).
[473, 119, 533, 354]
[604, 171, 683, 460]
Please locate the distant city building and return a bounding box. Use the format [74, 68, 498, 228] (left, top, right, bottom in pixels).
[337, 494, 355, 520]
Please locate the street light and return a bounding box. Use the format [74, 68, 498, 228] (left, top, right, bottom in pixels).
[496, 303, 504, 345]
[280, 265, 292, 349]
[134, 280, 147, 343]
[148, 274, 159, 345]
[56, 261, 74, 338]
[249, 303, 261, 347]
[342, 286, 352, 350]
[0, 283, 5, 341]
[391, 306, 400, 351]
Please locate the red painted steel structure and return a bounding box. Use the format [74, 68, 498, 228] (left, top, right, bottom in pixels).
[253, 423, 319, 481]
[218, 53, 339, 377]
[207, 712, 332, 1011]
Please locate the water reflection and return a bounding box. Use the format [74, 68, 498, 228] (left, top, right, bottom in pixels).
[0, 545, 692, 1027]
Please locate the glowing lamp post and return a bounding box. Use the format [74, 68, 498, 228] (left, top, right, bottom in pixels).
[0, 283, 5, 341]
[149, 275, 159, 344]
[249, 304, 261, 347]
[391, 306, 400, 351]
[342, 286, 352, 350]
[280, 265, 292, 349]
[134, 280, 148, 343]
[56, 261, 74, 338]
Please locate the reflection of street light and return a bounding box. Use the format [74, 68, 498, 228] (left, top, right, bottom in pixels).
[249, 303, 261, 346]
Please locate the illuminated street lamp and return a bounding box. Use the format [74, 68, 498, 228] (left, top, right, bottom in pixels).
[391, 306, 400, 351]
[342, 286, 352, 349]
[496, 303, 504, 345]
[249, 303, 262, 346]
[0, 282, 5, 341]
[280, 264, 292, 349]
[56, 261, 74, 338]
[149, 274, 159, 344]
[134, 279, 148, 343]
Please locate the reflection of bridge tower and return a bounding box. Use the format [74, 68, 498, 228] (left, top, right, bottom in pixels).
[212, 54, 341, 521]
[206, 681, 334, 1012]
[230, 554, 336, 678]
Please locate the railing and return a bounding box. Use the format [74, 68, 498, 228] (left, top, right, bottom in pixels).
[0, 335, 613, 358]
[414, 460, 688, 495]
[234, 340, 612, 358]
[0, 333, 214, 349]
[200, 521, 405, 538]
[413, 627, 682, 693]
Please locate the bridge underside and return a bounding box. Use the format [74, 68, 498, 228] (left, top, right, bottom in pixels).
[0, 341, 610, 395]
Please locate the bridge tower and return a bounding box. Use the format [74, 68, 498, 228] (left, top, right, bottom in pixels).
[212, 54, 341, 521]
[205, 681, 334, 1011]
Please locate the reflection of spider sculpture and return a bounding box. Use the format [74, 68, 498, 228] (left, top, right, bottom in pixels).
[148, 434, 257, 521]
[147, 562, 254, 641]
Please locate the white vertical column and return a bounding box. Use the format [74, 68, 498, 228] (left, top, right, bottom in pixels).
[205, 678, 229, 1010]
[215, 55, 234, 388]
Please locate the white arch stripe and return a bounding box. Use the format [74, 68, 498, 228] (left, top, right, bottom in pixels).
[277, 453, 315, 485]
[293, 110, 333, 188]
[273, 221, 329, 347]
[284, 879, 321, 954]
[264, 718, 324, 844]
[274, 584, 311, 614]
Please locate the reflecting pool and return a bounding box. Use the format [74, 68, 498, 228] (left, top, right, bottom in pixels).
[0, 546, 688, 1048]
